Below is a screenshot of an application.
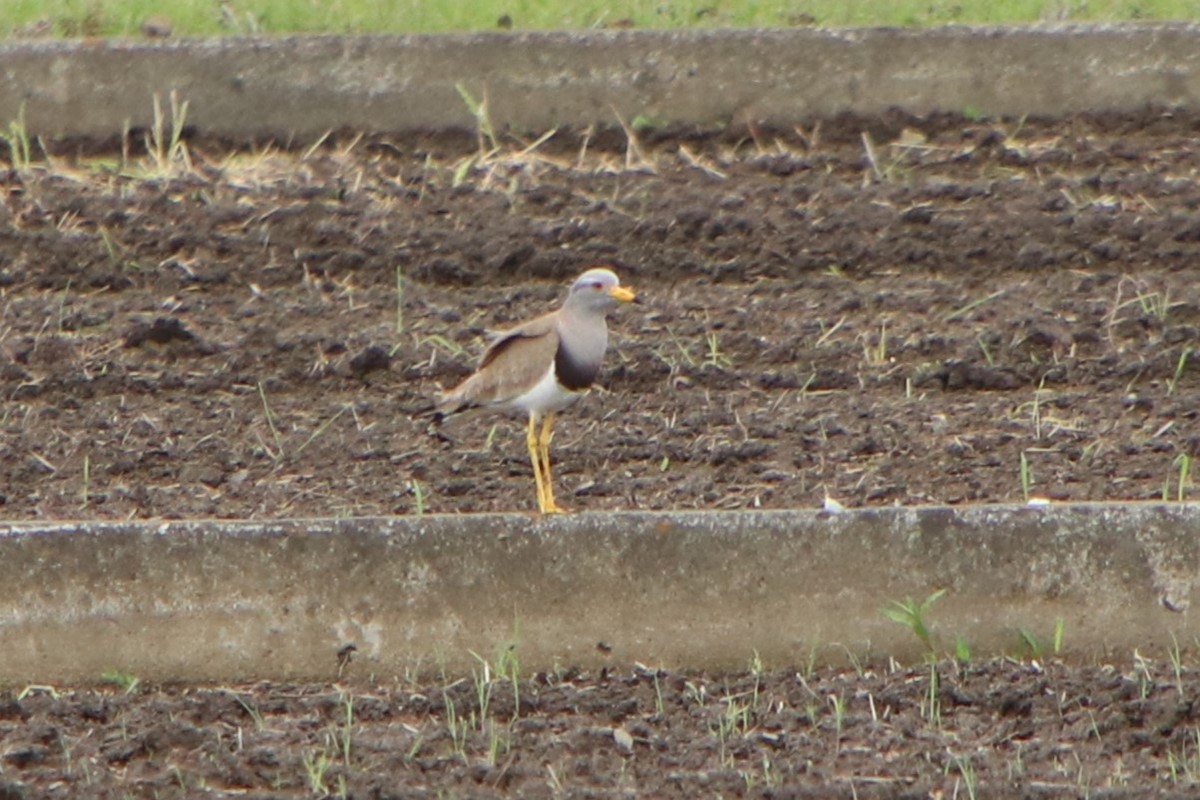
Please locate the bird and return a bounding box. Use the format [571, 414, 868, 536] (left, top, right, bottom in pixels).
[434, 266, 637, 513]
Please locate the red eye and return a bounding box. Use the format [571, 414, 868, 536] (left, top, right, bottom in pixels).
[591, 281, 603, 290]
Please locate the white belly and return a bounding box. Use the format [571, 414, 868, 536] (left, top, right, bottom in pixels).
[509, 366, 583, 416]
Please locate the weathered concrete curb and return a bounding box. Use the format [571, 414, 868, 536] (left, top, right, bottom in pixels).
[1, 504, 1198, 683]
[1, 24, 1200, 142]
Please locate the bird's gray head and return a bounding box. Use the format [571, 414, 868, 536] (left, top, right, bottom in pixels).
[564, 267, 637, 314]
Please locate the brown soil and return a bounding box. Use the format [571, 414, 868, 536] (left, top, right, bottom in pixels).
[3, 658, 1200, 799]
[2, 108, 1200, 796]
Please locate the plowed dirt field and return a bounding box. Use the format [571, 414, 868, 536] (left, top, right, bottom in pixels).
[2, 108, 1200, 797]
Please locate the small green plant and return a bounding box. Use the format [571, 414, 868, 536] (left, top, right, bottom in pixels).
[99, 670, 139, 694]
[749, 648, 764, 681]
[758, 752, 778, 788]
[922, 660, 941, 727]
[450, 153, 476, 187]
[406, 734, 424, 760]
[443, 692, 469, 762]
[799, 641, 820, 682]
[952, 755, 979, 799]
[1017, 627, 1043, 659]
[1015, 619, 1064, 660]
[1168, 728, 1200, 785]
[1007, 742, 1026, 780]
[234, 694, 268, 730]
[1169, 633, 1185, 697]
[494, 641, 521, 719]
[712, 696, 752, 766]
[485, 720, 510, 766]
[725, 698, 753, 736]
[99, 227, 121, 268]
[81, 453, 91, 508]
[1132, 649, 1155, 700]
[338, 691, 355, 765]
[1, 102, 33, 172]
[1136, 288, 1171, 321]
[1019, 450, 1033, 502]
[455, 83, 498, 153]
[1165, 454, 1192, 503]
[667, 328, 701, 368]
[835, 643, 868, 678]
[302, 749, 332, 794]
[954, 636, 972, 662]
[469, 651, 494, 730]
[409, 479, 426, 514]
[803, 699, 821, 731]
[703, 331, 733, 369]
[828, 693, 845, 753]
[630, 112, 657, 131]
[882, 588, 946, 654]
[861, 321, 889, 365]
[1167, 347, 1191, 396]
[976, 334, 995, 366]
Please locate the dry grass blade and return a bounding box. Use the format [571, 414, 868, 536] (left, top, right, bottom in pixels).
[861, 131, 882, 181]
[518, 128, 558, 157]
[610, 106, 655, 173]
[678, 144, 727, 180]
[943, 289, 1007, 322]
[301, 129, 335, 161]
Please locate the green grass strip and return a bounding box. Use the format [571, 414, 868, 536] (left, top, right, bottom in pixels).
[3, 0, 1200, 39]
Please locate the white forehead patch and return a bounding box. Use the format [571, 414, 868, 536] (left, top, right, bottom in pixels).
[573, 268, 620, 289]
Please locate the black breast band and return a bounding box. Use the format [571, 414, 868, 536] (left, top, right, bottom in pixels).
[555, 343, 599, 390]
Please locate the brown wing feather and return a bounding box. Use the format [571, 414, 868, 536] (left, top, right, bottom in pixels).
[478, 311, 556, 369]
[437, 312, 560, 414]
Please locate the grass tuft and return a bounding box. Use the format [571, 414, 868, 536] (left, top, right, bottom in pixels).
[143, 90, 192, 177]
[1, 102, 34, 173]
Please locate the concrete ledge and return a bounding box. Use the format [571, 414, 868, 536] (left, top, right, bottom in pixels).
[2, 504, 1198, 682]
[2, 24, 1200, 142]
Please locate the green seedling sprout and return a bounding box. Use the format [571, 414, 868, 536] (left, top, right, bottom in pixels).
[1, 102, 33, 172]
[882, 588, 946, 654]
[1020, 450, 1033, 502]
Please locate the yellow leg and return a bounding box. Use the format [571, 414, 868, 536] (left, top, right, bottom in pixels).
[527, 413, 548, 512]
[538, 412, 564, 514]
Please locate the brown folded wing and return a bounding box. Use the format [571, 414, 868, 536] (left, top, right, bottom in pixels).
[437, 312, 560, 413]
